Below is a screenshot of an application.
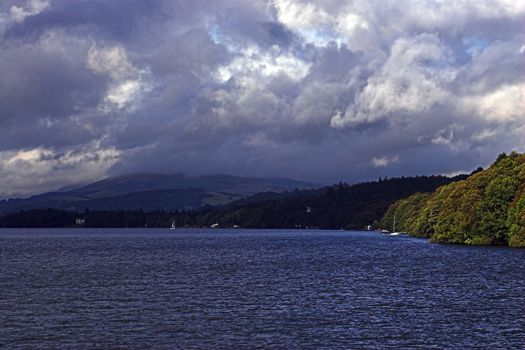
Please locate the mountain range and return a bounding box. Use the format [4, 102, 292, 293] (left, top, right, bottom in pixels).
[0, 174, 317, 216]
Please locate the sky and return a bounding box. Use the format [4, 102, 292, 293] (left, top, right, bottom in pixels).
[0, 0, 524, 198]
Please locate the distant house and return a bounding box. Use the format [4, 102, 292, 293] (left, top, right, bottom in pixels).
[75, 218, 85, 226]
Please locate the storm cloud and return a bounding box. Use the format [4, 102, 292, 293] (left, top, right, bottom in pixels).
[0, 0, 524, 197]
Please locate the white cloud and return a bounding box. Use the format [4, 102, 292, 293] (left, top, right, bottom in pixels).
[0, 144, 120, 198]
[372, 0, 525, 35]
[9, 0, 50, 23]
[471, 128, 498, 143]
[87, 45, 136, 81]
[440, 169, 471, 177]
[86, 45, 150, 111]
[331, 34, 455, 128]
[216, 45, 310, 83]
[460, 83, 525, 123]
[424, 123, 465, 148]
[106, 80, 144, 110]
[292, 81, 348, 124]
[273, 0, 332, 34]
[210, 45, 310, 127]
[372, 155, 399, 167]
[336, 11, 370, 37]
[0, 0, 50, 38]
[272, 0, 525, 52]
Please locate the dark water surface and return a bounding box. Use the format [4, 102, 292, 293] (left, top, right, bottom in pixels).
[1, 229, 524, 349]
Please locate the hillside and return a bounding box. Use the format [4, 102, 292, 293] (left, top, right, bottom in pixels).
[182, 175, 468, 230]
[66, 174, 317, 198]
[380, 152, 525, 247]
[0, 174, 317, 216]
[0, 175, 467, 229]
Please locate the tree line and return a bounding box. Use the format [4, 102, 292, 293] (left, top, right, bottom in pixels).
[0, 175, 466, 230]
[380, 152, 525, 247]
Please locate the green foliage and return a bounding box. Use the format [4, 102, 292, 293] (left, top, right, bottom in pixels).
[507, 181, 525, 247]
[508, 210, 525, 247]
[379, 193, 432, 236]
[380, 152, 525, 247]
[432, 180, 485, 244]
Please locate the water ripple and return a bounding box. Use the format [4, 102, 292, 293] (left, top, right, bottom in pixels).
[1, 229, 524, 349]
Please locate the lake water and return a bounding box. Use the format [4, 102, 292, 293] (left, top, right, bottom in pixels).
[1, 229, 524, 349]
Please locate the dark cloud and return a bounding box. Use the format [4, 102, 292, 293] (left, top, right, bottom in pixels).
[4, 0, 167, 42]
[0, 0, 524, 197]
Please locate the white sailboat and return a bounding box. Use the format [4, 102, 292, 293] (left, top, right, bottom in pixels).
[390, 211, 401, 236]
[170, 219, 176, 230]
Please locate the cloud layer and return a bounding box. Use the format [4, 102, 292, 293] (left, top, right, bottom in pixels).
[0, 0, 524, 197]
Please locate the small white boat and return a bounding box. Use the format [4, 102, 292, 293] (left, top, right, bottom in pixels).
[388, 211, 402, 236]
[169, 219, 176, 230]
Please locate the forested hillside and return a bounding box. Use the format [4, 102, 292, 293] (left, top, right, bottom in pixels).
[183, 175, 467, 230]
[1, 175, 466, 229]
[380, 152, 525, 247]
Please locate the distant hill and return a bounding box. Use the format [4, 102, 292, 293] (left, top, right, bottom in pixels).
[0, 174, 317, 216]
[380, 152, 525, 247]
[65, 173, 316, 198]
[0, 175, 468, 229]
